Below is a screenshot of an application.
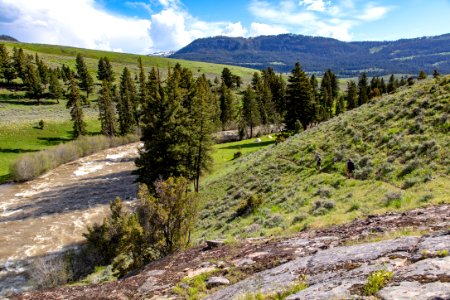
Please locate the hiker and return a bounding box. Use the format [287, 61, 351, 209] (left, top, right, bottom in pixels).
[315, 153, 322, 171]
[346, 158, 355, 178]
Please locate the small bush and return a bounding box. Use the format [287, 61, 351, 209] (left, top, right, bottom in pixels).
[292, 213, 308, 224]
[402, 177, 419, 189]
[311, 199, 335, 215]
[236, 195, 263, 217]
[384, 192, 402, 207]
[419, 194, 433, 202]
[233, 151, 242, 160]
[347, 203, 360, 212]
[264, 214, 284, 228]
[398, 160, 419, 178]
[363, 269, 394, 296]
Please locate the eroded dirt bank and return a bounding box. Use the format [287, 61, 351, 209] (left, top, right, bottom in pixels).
[0, 143, 141, 296]
[15, 204, 449, 300]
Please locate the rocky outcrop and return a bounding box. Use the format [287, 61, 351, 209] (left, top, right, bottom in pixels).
[206, 233, 450, 299]
[14, 205, 449, 300]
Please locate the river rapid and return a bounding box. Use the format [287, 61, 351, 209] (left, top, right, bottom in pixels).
[0, 143, 141, 297]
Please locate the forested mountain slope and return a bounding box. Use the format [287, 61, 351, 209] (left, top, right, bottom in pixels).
[171, 34, 450, 76]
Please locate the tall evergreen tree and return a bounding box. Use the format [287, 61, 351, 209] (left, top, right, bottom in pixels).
[242, 85, 261, 138]
[335, 94, 345, 115]
[98, 80, 117, 136]
[357, 73, 369, 106]
[67, 78, 86, 137]
[48, 70, 63, 103]
[285, 63, 315, 130]
[12, 47, 27, 82]
[387, 74, 397, 94]
[346, 81, 358, 110]
[189, 75, 215, 192]
[24, 61, 44, 103]
[0, 44, 16, 83]
[97, 57, 115, 82]
[35, 54, 49, 87]
[219, 82, 235, 130]
[134, 71, 190, 188]
[221, 67, 234, 89]
[75, 53, 94, 98]
[117, 67, 137, 135]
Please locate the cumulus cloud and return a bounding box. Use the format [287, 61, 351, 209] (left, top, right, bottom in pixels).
[249, 0, 392, 41]
[249, 23, 288, 36]
[300, 0, 328, 12]
[0, 0, 153, 53]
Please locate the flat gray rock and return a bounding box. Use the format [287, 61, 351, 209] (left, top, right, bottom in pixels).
[206, 276, 230, 288]
[378, 281, 450, 300]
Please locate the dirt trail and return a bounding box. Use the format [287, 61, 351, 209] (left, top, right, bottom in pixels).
[0, 142, 141, 296]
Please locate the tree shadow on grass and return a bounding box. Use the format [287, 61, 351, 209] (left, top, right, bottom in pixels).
[37, 137, 73, 146]
[217, 140, 275, 150]
[0, 148, 40, 154]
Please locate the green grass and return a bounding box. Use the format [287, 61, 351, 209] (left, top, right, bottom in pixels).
[0, 118, 100, 182]
[363, 269, 394, 296]
[194, 76, 450, 242]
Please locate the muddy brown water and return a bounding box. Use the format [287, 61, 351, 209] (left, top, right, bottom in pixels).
[0, 143, 141, 297]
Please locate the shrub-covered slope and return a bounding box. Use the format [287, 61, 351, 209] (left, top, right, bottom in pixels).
[196, 76, 450, 241]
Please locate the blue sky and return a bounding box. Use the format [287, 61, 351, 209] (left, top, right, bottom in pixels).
[1, 0, 449, 53]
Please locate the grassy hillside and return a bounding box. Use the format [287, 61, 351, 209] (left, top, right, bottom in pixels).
[195, 76, 450, 241]
[1, 41, 256, 83]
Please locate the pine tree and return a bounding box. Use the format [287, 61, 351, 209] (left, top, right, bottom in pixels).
[48, 70, 63, 103]
[357, 73, 369, 106]
[335, 94, 345, 115]
[189, 75, 215, 192]
[219, 82, 235, 130]
[433, 69, 440, 78]
[35, 54, 49, 87]
[242, 85, 261, 138]
[285, 63, 315, 130]
[117, 67, 137, 135]
[387, 74, 397, 94]
[12, 47, 27, 82]
[134, 70, 190, 188]
[67, 78, 86, 137]
[75, 53, 94, 98]
[24, 61, 44, 104]
[221, 67, 234, 89]
[0, 44, 16, 83]
[418, 70, 427, 80]
[97, 57, 115, 82]
[98, 80, 117, 136]
[346, 81, 358, 110]
[138, 57, 147, 104]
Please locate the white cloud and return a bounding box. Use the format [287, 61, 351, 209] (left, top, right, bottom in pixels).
[249, 0, 392, 41]
[249, 23, 288, 36]
[0, 0, 153, 53]
[300, 0, 327, 12]
[357, 3, 390, 21]
[221, 22, 248, 37]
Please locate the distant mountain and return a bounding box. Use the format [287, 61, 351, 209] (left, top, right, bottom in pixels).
[170, 34, 450, 76]
[0, 35, 18, 42]
[148, 50, 176, 57]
